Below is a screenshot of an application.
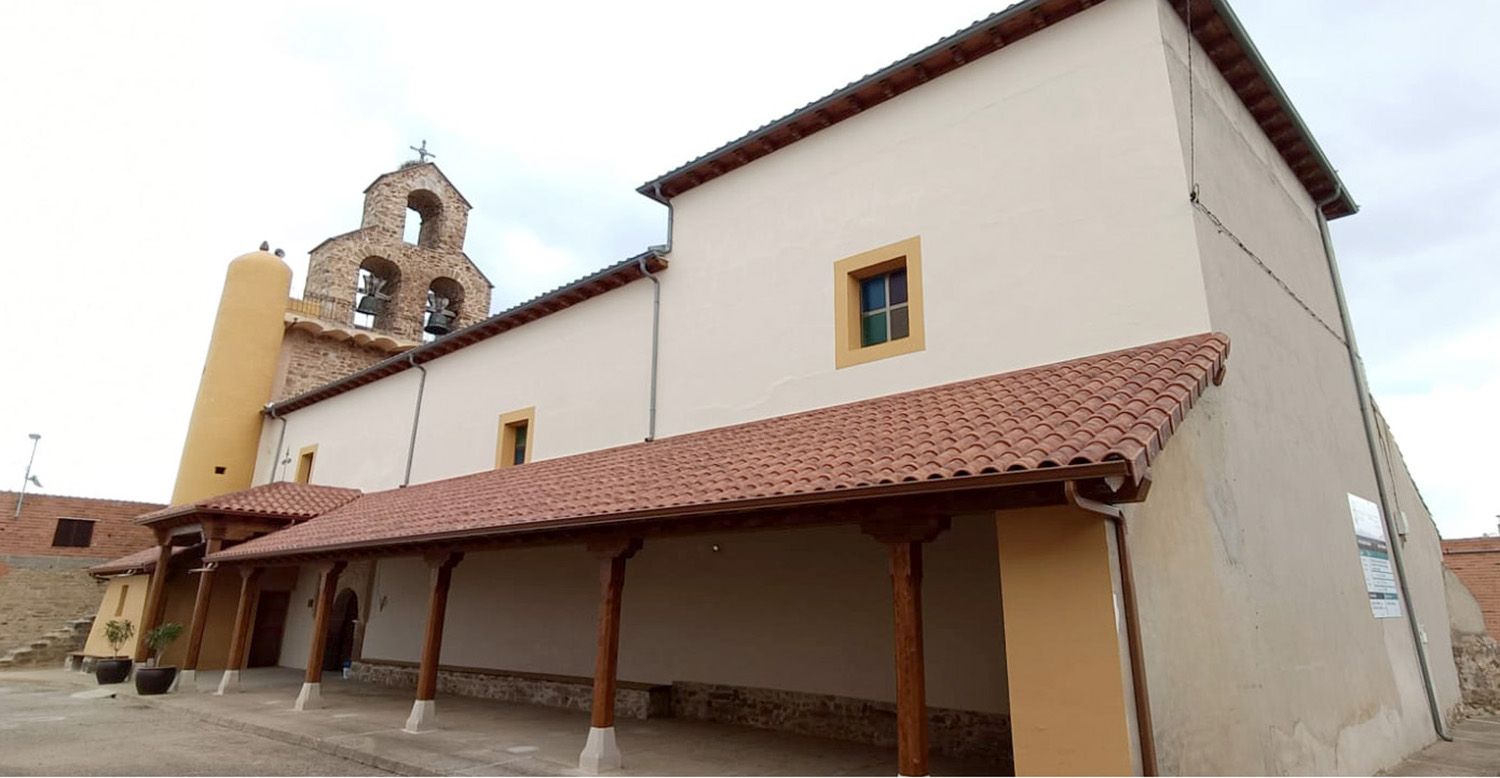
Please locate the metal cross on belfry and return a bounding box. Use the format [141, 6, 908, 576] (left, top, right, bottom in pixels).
[409, 140, 435, 163]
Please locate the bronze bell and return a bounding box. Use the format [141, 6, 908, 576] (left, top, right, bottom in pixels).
[424, 310, 454, 336]
[355, 295, 385, 316]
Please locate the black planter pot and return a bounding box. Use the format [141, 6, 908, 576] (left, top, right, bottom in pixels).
[95, 657, 132, 685]
[134, 666, 177, 695]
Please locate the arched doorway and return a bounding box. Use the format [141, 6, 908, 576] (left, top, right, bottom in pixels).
[322, 589, 359, 673]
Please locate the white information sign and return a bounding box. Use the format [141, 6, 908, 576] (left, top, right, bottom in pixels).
[1349, 493, 1402, 619]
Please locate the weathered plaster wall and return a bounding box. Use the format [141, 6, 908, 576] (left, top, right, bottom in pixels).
[357, 517, 1007, 715]
[1135, 2, 1458, 773]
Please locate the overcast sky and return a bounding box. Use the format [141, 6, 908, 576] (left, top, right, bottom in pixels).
[0, 1, 1495, 538]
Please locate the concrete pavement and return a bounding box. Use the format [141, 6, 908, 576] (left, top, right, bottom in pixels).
[1386, 716, 1500, 776]
[0, 673, 385, 776]
[1, 667, 1005, 776]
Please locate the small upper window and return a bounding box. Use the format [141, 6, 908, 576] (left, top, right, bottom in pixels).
[859, 268, 910, 347]
[496, 408, 536, 469]
[834, 236, 925, 369]
[52, 518, 95, 548]
[295, 445, 317, 484]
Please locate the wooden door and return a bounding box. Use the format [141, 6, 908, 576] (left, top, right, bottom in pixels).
[247, 591, 291, 668]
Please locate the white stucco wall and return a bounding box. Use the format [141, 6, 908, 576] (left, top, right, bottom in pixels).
[362, 516, 1007, 713]
[1124, 3, 1460, 773]
[655, 0, 1209, 439]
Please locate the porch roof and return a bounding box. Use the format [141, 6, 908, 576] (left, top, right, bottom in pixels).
[90, 544, 194, 576]
[212, 332, 1228, 564]
[135, 482, 363, 527]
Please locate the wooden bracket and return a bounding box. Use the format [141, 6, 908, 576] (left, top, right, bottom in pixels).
[860, 516, 950, 545]
[586, 537, 642, 561]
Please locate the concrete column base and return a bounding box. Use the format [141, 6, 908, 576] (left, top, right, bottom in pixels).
[179, 669, 197, 690]
[403, 699, 436, 733]
[579, 726, 623, 773]
[214, 669, 241, 696]
[294, 681, 322, 711]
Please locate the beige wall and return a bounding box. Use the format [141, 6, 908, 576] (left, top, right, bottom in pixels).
[1121, 2, 1460, 773]
[340, 517, 1007, 714]
[83, 574, 148, 657]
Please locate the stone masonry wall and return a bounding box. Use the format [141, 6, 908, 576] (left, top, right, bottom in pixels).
[0, 557, 106, 654]
[350, 660, 670, 720]
[348, 661, 1010, 768]
[303, 163, 491, 343]
[671, 681, 1012, 768]
[274, 328, 394, 403]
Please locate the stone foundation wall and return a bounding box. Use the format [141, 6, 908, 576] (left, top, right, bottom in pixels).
[671, 681, 1011, 768]
[349, 660, 1010, 767]
[0, 557, 106, 654]
[350, 661, 670, 720]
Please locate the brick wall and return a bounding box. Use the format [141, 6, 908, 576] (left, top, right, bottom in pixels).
[1443, 537, 1500, 642]
[0, 492, 161, 560]
[0, 492, 163, 654]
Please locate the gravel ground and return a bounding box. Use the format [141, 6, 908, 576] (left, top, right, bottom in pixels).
[0, 676, 390, 776]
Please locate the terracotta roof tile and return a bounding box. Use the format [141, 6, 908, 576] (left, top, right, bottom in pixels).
[89, 544, 193, 576]
[136, 482, 362, 525]
[216, 332, 1229, 562]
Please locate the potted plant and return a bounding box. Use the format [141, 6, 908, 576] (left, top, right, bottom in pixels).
[134, 622, 184, 695]
[94, 619, 135, 685]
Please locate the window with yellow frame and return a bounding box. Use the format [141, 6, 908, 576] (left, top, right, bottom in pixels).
[495, 407, 535, 468]
[833, 236, 925, 369]
[294, 444, 317, 484]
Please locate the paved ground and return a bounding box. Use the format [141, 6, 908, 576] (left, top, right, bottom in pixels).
[0, 668, 1004, 776]
[0, 675, 386, 776]
[1387, 716, 1500, 776]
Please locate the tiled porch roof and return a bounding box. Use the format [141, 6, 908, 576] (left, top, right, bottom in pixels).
[135, 482, 362, 525]
[214, 332, 1228, 563]
[90, 544, 193, 576]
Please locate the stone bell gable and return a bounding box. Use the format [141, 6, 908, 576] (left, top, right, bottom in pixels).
[302, 162, 493, 344]
[272, 162, 495, 403]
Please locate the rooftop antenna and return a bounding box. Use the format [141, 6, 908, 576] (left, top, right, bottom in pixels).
[14, 433, 41, 519]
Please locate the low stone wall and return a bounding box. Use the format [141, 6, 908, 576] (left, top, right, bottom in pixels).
[0, 557, 106, 654]
[1453, 632, 1500, 715]
[671, 681, 1011, 767]
[349, 661, 1011, 767]
[350, 660, 671, 720]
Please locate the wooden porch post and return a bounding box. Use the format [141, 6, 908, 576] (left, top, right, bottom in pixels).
[180, 535, 225, 689]
[214, 566, 262, 695]
[294, 561, 347, 711]
[403, 552, 463, 733]
[132, 541, 174, 662]
[864, 517, 949, 778]
[579, 538, 641, 774]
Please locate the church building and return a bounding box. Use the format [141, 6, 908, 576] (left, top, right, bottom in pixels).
[91, 0, 1461, 775]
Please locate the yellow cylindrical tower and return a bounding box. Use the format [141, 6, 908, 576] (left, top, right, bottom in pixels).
[171, 247, 292, 504]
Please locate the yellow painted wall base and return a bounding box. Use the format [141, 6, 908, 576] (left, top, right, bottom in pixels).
[996, 507, 1139, 776]
[82, 574, 149, 658]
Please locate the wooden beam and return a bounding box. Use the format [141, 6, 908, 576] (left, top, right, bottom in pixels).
[182, 536, 225, 673]
[415, 552, 463, 702]
[864, 517, 947, 777]
[215, 566, 262, 695]
[304, 561, 348, 685]
[133, 543, 174, 662]
[587, 538, 641, 728]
